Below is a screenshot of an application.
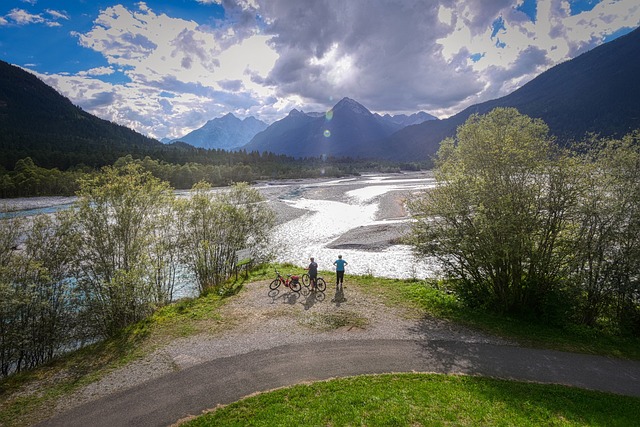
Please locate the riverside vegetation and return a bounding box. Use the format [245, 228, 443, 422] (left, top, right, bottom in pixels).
[0, 163, 276, 376]
[0, 150, 425, 198]
[1, 108, 640, 424]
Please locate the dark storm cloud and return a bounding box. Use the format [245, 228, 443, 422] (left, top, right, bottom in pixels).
[259, 0, 486, 111]
[77, 91, 116, 109]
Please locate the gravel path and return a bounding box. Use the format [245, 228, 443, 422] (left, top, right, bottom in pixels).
[52, 278, 508, 417]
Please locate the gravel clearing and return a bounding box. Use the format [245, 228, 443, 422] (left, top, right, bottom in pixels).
[53, 278, 509, 416]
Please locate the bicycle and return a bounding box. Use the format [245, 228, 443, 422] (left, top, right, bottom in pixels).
[301, 273, 326, 292]
[269, 269, 302, 292]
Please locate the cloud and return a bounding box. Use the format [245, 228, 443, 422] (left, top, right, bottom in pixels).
[45, 9, 69, 20]
[77, 67, 116, 77]
[1, 7, 68, 27]
[78, 91, 117, 109]
[6, 8, 45, 25]
[29, 0, 640, 140]
[259, 0, 486, 113]
[57, 2, 281, 138]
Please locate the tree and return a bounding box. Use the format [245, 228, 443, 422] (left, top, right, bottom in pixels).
[0, 213, 80, 377]
[409, 108, 578, 317]
[569, 132, 640, 332]
[74, 163, 176, 336]
[179, 182, 275, 295]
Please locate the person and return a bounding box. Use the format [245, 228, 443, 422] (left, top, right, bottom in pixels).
[306, 257, 318, 290]
[333, 254, 348, 287]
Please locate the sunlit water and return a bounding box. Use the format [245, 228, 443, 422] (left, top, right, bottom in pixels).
[265, 173, 439, 280]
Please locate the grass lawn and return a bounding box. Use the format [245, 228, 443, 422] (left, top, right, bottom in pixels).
[182, 373, 640, 427]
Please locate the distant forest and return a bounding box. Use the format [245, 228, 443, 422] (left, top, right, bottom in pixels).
[0, 148, 428, 198]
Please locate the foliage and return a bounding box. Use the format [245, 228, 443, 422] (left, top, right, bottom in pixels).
[0, 157, 85, 197]
[0, 213, 80, 377]
[568, 132, 640, 333]
[73, 163, 177, 337]
[409, 108, 576, 317]
[178, 182, 275, 295]
[0, 163, 279, 379]
[0, 153, 424, 198]
[409, 108, 640, 335]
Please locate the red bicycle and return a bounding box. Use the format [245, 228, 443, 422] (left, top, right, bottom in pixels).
[269, 269, 302, 292]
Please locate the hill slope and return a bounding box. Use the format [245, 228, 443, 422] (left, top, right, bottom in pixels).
[0, 60, 165, 169]
[385, 26, 640, 161]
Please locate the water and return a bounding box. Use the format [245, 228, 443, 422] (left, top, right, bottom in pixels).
[1, 172, 439, 292]
[259, 172, 439, 279]
[0, 196, 76, 219]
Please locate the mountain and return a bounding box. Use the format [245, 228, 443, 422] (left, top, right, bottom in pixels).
[378, 111, 437, 128]
[0, 60, 171, 170]
[171, 113, 267, 150]
[243, 97, 413, 158]
[383, 26, 640, 161]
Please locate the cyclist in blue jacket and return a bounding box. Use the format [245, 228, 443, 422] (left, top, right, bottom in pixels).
[333, 255, 348, 287]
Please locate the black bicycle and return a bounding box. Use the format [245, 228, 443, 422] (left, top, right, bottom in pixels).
[301, 273, 326, 292]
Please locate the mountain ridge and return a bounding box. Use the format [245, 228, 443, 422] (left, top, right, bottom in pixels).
[0, 60, 165, 169]
[242, 97, 435, 158]
[170, 113, 268, 150]
[382, 25, 640, 161]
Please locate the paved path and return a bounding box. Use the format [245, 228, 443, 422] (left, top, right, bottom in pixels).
[39, 339, 640, 427]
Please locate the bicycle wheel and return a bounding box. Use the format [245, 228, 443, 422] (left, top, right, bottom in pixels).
[290, 280, 301, 292]
[315, 277, 326, 292]
[269, 279, 281, 290]
[301, 273, 310, 287]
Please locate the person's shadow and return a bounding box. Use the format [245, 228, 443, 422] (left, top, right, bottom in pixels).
[331, 284, 346, 306]
[303, 289, 325, 310]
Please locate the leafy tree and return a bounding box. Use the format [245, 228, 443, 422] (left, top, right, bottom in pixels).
[409, 108, 578, 317]
[179, 182, 275, 295]
[74, 163, 176, 336]
[0, 213, 80, 377]
[569, 132, 640, 332]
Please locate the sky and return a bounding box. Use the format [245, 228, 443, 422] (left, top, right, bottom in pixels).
[1, 1, 639, 141]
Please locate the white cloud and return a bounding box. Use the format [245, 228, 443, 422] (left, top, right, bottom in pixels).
[77, 67, 116, 77]
[6, 8, 45, 25]
[45, 9, 69, 20]
[51, 3, 281, 139]
[2, 7, 69, 27]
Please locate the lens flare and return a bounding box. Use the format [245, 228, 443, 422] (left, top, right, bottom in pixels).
[325, 109, 334, 121]
[323, 129, 331, 137]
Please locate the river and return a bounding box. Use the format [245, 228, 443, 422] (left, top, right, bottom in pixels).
[258, 172, 438, 279]
[1, 172, 439, 295]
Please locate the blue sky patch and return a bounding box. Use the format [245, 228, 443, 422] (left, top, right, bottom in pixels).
[93, 70, 132, 85]
[491, 16, 506, 39]
[569, 0, 602, 16]
[470, 53, 485, 63]
[603, 27, 634, 43]
[516, 0, 537, 23]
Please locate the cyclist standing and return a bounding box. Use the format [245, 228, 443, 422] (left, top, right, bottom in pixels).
[306, 257, 318, 290]
[333, 254, 348, 288]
